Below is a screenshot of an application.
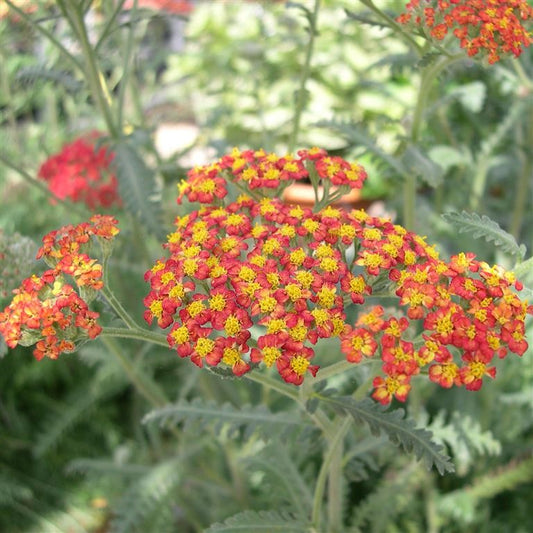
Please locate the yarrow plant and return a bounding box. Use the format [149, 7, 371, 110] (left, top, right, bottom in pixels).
[0, 215, 119, 360]
[1, 0, 533, 531]
[397, 0, 533, 63]
[38, 135, 121, 210]
[142, 148, 531, 404]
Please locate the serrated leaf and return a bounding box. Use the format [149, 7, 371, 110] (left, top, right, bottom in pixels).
[15, 65, 83, 93]
[402, 145, 444, 187]
[205, 509, 310, 532]
[513, 256, 533, 286]
[246, 443, 313, 518]
[417, 52, 441, 68]
[142, 399, 307, 440]
[109, 458, 182, 533]
[442, 211, 526, 258]
[322, 397, 454, 475]
[428, 411, 501, 473]
[112, 140, 165, 240]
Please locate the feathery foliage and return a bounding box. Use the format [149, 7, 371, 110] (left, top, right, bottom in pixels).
[109, 458, 183, 533]
[15, 65, 83, 93]
[205, 509, 311, 533]
[321, 396, 454, 475]
[442, 211, 526, 258]
[244, 442, 314, 518]
[426, 411, 501, 473]
[112, 140, 165, 241]
[437, 455, 533, 526]
[142, 398, 308, 440]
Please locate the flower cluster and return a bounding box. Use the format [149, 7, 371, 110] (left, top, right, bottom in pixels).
[145, 149, 531, 403]
[0, 216, 119, 360]
[341, 243, 530, 405]
[398, 0, 533, 64]
[38, 135, 121, 210]
[178, 147, 367, 205]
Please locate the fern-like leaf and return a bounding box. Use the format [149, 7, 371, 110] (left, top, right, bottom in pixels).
[427, 411, 501, 473]
[349, 465, 424, 533]
[109, 458, 182, 533]
[112, 140, 165, 240]
[245, 443, 313, 518]
[205, 509, 310, 532]
[15, 65, 82, 93]
[142, 398, 307, 440]
[34, 371, 126, 457]
[437, 455, 533, 526]
[442, 211, 526, 258]
[0, 474, 32, 505]
[322, 397, 454, 475]
[402, 144, 444, 187]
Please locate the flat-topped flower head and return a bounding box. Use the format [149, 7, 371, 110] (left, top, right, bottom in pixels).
[178, 148, 368, 206]
[38, 134, 121, 209]
[145, 148, 531, 402]
[0, 218, 120, 360]
[398, 0, 533, 63]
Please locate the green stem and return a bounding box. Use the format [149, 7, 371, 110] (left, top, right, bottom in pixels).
[311, 416, 351, 531]
[58, 0, 119, 138]
[312, 358, 373, 384]
[100, 336, 167, 407]
[100, 326, 169, 347]
[244, 371, 300, 402]
[357, 0, 423, 55]
[510, 112, 532, 241]
[288, 0, 321, 152]
[0, 47, 18, 144]
[101, 286, 141, 330]
[116, 0, 137, 130]
[511, 58, 533, 91]
[403, 53, 463, 230]
[95, 0, 128, 53]
[4, 0, 84, 72]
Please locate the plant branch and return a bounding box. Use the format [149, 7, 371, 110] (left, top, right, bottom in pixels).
[357, 0, 423, 55]
[311, 415, 351, 531]
[404, 53, 463, 230]
[288, 0, 321, 152]
[58, 0, 119, 137]
[99, 336, 167, 407]
[100, 326, 169, 347]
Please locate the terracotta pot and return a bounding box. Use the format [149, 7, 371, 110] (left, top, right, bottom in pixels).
[282, 182, 372, 210]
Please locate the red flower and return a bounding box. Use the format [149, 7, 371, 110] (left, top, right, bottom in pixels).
[38, 135, 121, 210]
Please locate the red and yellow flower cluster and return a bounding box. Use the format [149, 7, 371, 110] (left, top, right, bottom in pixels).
[144, 148, 531, 403]
[38, 135, 121, 210]
[178, 146, 367, 205]
[398, 0, 533, 64]
[0, 216, 119, 361]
